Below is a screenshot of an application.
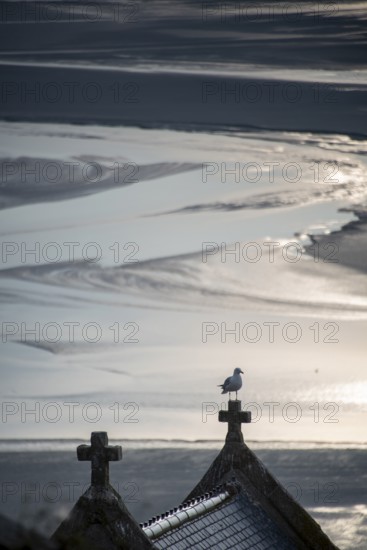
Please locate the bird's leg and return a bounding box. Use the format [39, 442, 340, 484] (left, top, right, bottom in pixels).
[229, 392, 231, 401]
[235, 390, 238, 400]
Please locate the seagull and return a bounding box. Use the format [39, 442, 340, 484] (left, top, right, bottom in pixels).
[218, 368, 244, 400]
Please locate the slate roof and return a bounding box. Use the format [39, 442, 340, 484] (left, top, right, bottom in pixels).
[143, 481, 297, 549]
[144, 399, 339, 550]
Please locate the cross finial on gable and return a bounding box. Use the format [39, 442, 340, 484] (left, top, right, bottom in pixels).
[77, 431, 122, 488]
[219, 400, 251, 443]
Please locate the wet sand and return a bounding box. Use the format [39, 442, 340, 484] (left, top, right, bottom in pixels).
[1, 63, 366, 136]
[305, 209, 367, 274]
[0, 0, 366, 136]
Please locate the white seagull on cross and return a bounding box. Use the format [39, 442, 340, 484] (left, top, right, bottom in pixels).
[218, 368, 244, 400]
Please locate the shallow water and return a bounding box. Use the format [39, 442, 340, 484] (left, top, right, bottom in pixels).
[0, 122, 366, 445]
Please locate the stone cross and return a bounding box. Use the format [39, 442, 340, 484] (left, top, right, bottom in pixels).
[219, 400, 251, 443]
[77, 431, 122, 488]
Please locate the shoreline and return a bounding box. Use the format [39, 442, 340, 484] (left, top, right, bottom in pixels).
[2, 116, 367, 142]
[1, 438, 367, 452]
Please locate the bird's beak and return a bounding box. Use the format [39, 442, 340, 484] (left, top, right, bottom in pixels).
[240, 370, 244, 374]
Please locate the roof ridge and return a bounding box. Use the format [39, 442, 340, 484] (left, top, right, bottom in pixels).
[141, 480, 240, 540]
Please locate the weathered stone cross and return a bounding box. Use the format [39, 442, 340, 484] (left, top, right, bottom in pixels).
[219, 400, 251, 443]
[77, 431, 122, 488]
